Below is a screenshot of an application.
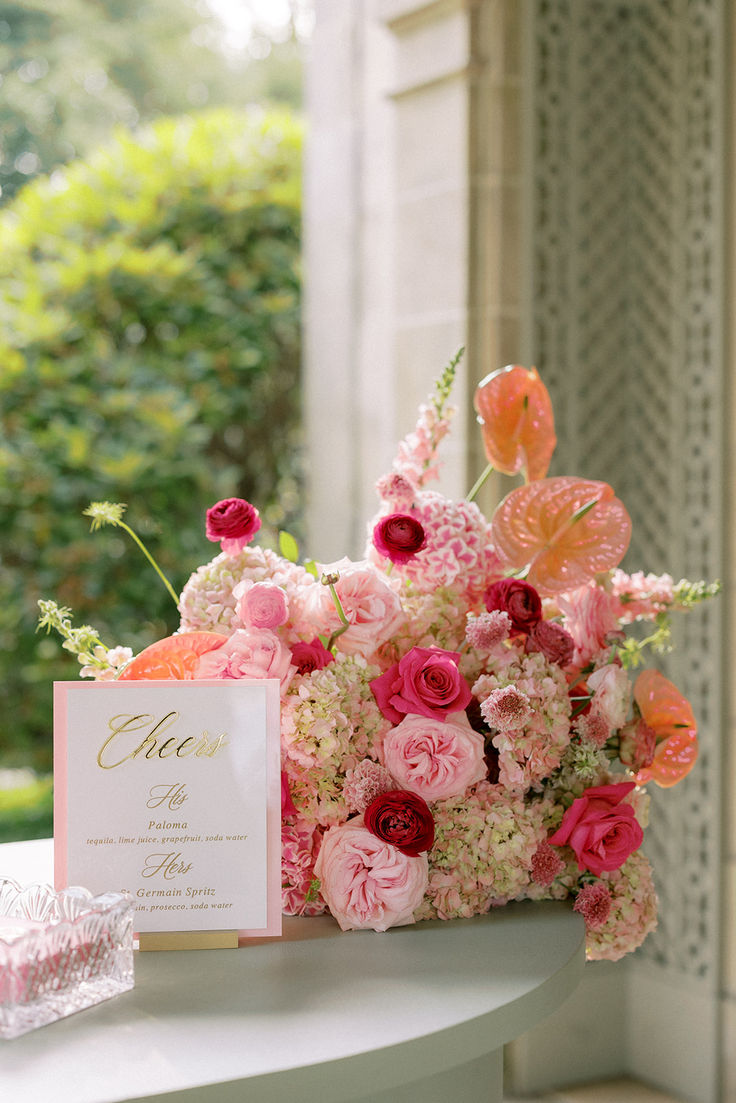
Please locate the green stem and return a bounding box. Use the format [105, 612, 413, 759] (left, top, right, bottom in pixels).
[466, 462, 495, 503]
[120, 522, 179, 606]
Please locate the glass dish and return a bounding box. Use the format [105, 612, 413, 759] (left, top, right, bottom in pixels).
[0, 877, 135, 1038]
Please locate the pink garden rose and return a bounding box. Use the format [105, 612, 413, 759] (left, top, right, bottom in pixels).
[303, 559, 405, 658]
[587, 663, 631, 734]
[195, 628, 295, 693]
[314, 818, 428, 931]
[548, 782, 643, 876]
[370, 646, 472, 726]
[382, 714, 487, 803]
[557, 583, 624, 666]
[205, 497, 261, 555]
[372, 513, 427, 564]
[234, 580, 289, 630]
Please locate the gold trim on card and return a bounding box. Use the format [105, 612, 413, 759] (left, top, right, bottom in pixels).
[138, 930, 238, 951]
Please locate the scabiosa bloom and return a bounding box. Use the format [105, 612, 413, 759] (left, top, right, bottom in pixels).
[480, 685, 535, 731]
[342, 759, 396, 813]
[573, 881, 612, 929]
[530, 840, 566, 887]
[465, 610, 512, 651]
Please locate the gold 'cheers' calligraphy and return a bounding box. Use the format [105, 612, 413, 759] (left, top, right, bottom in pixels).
[97, 712, 229, 770]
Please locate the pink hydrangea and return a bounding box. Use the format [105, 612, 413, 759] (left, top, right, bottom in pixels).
[367, 490, 503, 603]
[282, 820, 327, 917]
[280, 656, 392, 826]
[378, 585, 473, 665]
[584, 852, 658, 961]
[465, 610, 512, 652]
[179, 547, 316, 636]
[414, 782, 546, 920]
[473, 651, 572, 792]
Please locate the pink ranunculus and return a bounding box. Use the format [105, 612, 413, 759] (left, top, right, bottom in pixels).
[557, 583, 623, 666]
[587, 663, 631, 733]
[370, 646, 472, 726]
[234, 580, 289, 630]
[314, 818, 428, 931]
[195, 628, 295, 694]
[373, 513, 427, 564]
[484, 578, 542, 634]
[290, 637, 335, 675]
[303, 558, 405, 658]
[548, 782, 643, 877]
[525, 619, 575, 667]
[382, 713, 487, 803]
[205, 497, 261, 555]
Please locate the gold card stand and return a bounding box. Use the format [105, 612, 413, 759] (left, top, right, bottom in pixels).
[138, 930, 239, 952]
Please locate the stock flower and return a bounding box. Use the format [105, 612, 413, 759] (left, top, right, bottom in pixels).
[205, 497, 261, 555]
[484, 578, 542, 634]
[370, 646, 472, 725]
[548, 781, 643, 876]
[314, 819, 428, 931]
[382, 713, 486, 803]
[372, 513, 427, 564]
[364, 789, 435, 856]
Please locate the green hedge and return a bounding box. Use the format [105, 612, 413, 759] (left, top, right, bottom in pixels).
[0, 107, 303, 773]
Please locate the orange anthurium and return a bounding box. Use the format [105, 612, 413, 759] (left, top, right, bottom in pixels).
[118, 631, 227, 680]
[490, 476, 631, 595]
[633, 669, 698, 788]
[473, 365, 556, 482]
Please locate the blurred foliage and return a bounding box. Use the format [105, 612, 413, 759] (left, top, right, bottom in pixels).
[0, 106, 303, 774]
[0, 0, 305, 203]
[0, 775, 53, 842]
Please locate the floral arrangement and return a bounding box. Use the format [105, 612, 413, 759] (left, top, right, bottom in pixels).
[39, 354, 718, 960]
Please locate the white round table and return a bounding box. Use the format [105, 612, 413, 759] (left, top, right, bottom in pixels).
[0, 839, 585, 1103]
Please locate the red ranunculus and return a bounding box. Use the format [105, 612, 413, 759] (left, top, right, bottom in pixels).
[364, 789, 435, 856]
[373, 513, 427, 564]
[548, 782, 643, 877]
[484, 578, 542, 634]
[290, 638, 335, 675]
[370, 645, 472, 725]
[205, 497, 261, 554]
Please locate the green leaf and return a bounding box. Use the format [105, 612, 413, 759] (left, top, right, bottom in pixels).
[278, 530, 299, 563]
[303, 558, 319, 579]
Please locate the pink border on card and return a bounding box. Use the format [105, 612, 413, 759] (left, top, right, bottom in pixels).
[53, 679, 282, 939]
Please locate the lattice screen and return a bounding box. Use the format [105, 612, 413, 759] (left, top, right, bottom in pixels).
[527, 0, 724, 977]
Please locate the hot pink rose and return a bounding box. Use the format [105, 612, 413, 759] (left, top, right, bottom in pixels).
[548, 782, 643, 876]
[303, 559, 405, 657]
[372, 513, 427, 564]
[484, 578, 542, 634]
[315, 818, 428, 931]
[370, 646, 472, 725]
[205, 497, 261, 555]
[234, 580, 289, 630]
[195, 628, 295, 694]
[382, 714, 487, 802]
